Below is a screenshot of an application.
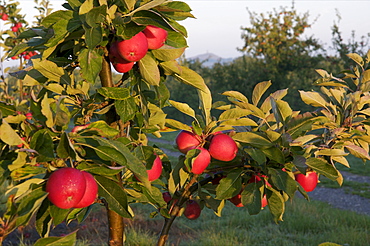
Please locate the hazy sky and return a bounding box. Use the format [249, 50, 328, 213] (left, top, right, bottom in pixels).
[181, 0, 370, 58]
[8, 0, 370, 62]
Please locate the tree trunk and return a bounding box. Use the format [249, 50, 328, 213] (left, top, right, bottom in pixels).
[99, 49, 125, 246]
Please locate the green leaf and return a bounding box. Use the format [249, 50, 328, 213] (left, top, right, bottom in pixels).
[299, 91, 328, 108]
[126, 0, 166, 16]
[57, 133, 77, 159]
[0, 102, 16, 117]
[95, 175, 131, 218]
[169, 100, 195, 119]
[306, 157, 339, 180]
[78, 48, 103, 83]
[97, 87, 130, 100]
[138, 53, 160, 86]
[116, 98, 137, 123]
[345, 144, 370, 161]
[220, 118, 258, 127]
[34, 231, 77, 246]
[221, 91, 248, 103]
[89, 137, 150, 188]
[85, 5, 107, 27]
[123, 0, 135, 11]
[244, 148, 266, 165]
[315, 149, 348, 157]
[152, 46, 186, 61]
[293, 155, 308, 174]
[215, 169, 243, 199]
[347, 53, 364, 67]
[165, 119, 192, 131]
[87, 120, 120, 138]
[33, 59, 65, 83]
[35, 199, 52, 238]
[242, 182, 263, 215]
[160, 60, 182, 75]
[165, 31, 187, 48]
[50, 205, 70, 225]
[76, 162, 122, 176]
[8, 152, 28, 172]
[233, 132, 273, 149]
[268, 168, 296, 198]
[55, 98, 70, 128]
[266, 188, 285, 223]
[197, 85, 212, 125]
[16, 186, 48, 228]
[262, 147, 285, 164]
[0, 120, 23, 146]
[252, 81, 271, 106]
[79, 0, 93, 15]
[42, 10, 74, 28]
[219, 108, 252, 121]
[84, 26, 103, 49]
[174, 66, 208, 93]
[41, 94, 54, 128]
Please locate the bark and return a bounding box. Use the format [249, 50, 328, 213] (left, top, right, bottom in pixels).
[99, 49, 125, 246]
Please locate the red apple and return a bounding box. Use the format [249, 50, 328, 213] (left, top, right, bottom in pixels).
[175, 130, 201, 154]
[184, 200, 201, 220]
[46, 168, 87, 209]
[261, 195, 268, 208]
[229, 193, 243, 207]
[142, 25, 168, 50]
[25, 112, 32, 120]
[17, 137, 26, 148]
[162, 192, 172, 203]
[11, 56, 18, 60]
[208, 133, 237, 162]
[116, 32, 148, 62]
[11, 26, 18, 32]
[189, 147, 211, 175]
[74, 171, 98, 208]
[112, 59, 135, 73]
[147, 155, 163, 181]
[15, 22, 22, 28]
[295, 171, 318, 192]
[1, 13, 8, 21]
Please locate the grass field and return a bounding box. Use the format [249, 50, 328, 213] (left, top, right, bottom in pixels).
[70, 197, 370, 246]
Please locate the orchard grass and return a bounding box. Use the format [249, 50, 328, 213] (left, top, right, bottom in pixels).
[5, 192, 370, 245]
[113, 198, 370, 246]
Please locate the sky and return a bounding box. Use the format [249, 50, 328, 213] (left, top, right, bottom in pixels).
[180, 0, 370, 58]
[5, 0, 370, 63]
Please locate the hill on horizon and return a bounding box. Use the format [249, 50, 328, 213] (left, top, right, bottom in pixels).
[187, 52, 234, 67]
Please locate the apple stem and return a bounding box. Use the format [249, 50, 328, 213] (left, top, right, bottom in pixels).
[99, 47, 125, 246]
[157, 174, 199, 246]
[157, 173, 224, 246]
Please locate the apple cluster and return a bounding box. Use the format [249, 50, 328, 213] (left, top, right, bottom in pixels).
[11, 50, 37, 60]
[109, 25, 168, 73]
[46, 167, 98, 209]
[175, 130, 238, 175]
[11, 22, 22, 32]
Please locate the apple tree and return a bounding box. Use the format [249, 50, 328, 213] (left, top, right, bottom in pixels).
[0, 0, 369, 245]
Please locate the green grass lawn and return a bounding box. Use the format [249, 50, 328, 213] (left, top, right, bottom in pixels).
[120, 197, 370, 246]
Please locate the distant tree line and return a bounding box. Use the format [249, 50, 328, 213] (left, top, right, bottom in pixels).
[164, 5, 369, 122]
